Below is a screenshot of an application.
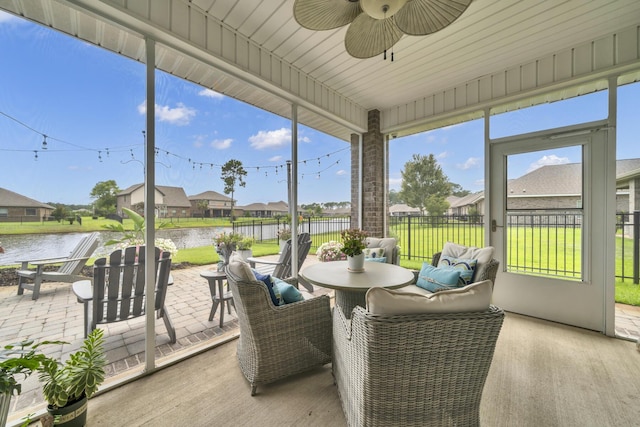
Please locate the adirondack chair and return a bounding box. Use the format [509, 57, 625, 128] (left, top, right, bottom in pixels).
[247, 232, 313, 291]
[17, 232, 100, 300]
[72, 245, 176, 343]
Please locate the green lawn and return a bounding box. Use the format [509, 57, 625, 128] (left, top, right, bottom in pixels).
[0, 216, 231, 235]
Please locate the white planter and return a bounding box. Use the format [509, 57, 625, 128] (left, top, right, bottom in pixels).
[347, 253, 365, 272]
[279, 240, 287, 253]
[238, 249, 252, 262]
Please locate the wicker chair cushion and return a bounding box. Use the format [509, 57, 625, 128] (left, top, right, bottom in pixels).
[366, 279, 492, 315]
[416, 262, 461, 292]
[440, 242, 494, 282]
[228, 252, 255, 281]
[365, 238, 397, 264]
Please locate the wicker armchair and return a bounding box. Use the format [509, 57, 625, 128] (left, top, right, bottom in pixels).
[333, 303, 504, 427]
[224, 260, 332, 396]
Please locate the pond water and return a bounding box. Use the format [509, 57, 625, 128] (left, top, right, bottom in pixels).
[0, 227, 233, 266]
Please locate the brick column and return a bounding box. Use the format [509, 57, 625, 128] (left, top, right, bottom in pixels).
[350, 110, 385, 237]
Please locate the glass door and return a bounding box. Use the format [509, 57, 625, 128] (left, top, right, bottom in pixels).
[489, 124, 613, 332]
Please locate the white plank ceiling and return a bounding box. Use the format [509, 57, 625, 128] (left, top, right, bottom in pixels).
[1, 0, 640, 140]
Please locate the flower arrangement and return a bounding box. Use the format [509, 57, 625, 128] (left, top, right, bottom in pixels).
[316, 241, 346, 262]
[213, 231, 242, 252]
[340, 228, 368, 257]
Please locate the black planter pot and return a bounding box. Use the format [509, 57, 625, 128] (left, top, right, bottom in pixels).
[47, 395, 88, 427]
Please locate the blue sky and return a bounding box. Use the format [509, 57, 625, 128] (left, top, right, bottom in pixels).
[1, 11, 637, 207]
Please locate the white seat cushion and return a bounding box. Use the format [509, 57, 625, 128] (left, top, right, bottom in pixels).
[365, 237, 397, 264]
[365, 280, 492, 315]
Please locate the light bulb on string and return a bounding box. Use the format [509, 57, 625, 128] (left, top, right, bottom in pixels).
[98, 151, 102, 162]
[34, 150, 38, 160]
[42, 135, 48, 150]
[105, 148, 110, 157]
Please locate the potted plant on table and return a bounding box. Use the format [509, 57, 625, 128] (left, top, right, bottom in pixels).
[340, 228, 368, 272]
[1, 339, 63, 426]
[38, 329, 106, 427]
[214, 231, 243, 267]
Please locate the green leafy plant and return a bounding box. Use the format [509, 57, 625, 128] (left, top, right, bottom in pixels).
[1, 339, 64, 396]
[102, 207, 177, 256]
[38, 329, 106, 409]
[340, 228, 368, 257]
[237, 236, 254, 250]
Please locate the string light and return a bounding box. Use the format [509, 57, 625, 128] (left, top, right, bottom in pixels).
[1, 110, 350, 178]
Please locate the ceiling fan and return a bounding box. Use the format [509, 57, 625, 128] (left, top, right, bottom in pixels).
[293, 0, 472, 60]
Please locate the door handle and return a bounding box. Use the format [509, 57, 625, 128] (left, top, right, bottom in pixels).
[491, 219, 502, 232]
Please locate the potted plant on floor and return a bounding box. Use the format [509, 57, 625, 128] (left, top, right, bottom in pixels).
[340, 228, 368, 272]
[38, 329, 106, 427]
[1, 339, 62, 426]
[237, 235, 255, 261]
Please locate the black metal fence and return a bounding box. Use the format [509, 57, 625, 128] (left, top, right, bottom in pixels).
[234, 212, 639, 283]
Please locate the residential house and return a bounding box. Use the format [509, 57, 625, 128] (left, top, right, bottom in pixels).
[188, 190, 233, 218]
[388, 203, 421, 217]
[237, 201, 290, 218]
[117, 184, 192, 218]
[447, 159, 640, 215]
[0, 187, 54, 222]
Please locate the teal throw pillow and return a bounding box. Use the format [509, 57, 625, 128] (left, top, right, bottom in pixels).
[272, 277, 305, 304]
[252, 269, 283, 306]
[416, 263, 461, 292]
[438, 255, 477, 286]
[365, 257, 387, 263]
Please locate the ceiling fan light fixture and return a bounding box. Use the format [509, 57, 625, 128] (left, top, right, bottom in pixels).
[360, 0, 408, 19]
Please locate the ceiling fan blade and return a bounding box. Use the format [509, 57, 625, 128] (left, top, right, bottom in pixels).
[395, 0, 472, 36]
[293, 0, 362, 31]
[345, 14, 403, 59]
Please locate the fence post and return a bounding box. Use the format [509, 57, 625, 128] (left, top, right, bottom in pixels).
[634, 211, 639, 284]
[407, 215, 412, 260]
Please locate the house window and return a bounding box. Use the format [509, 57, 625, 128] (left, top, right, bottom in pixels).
[25, 208, 37, 216]
[0, 208, 7, 217]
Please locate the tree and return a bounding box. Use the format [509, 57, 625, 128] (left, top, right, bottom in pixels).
[221, 159, 247, 220]
[388, 189, 403, 205]
[399, 154, 450, 215]
[51, 205, 69, 223]
[196, 199, 209, 217]
[450, 182, 471, 197]
[90, 180, 119, 216]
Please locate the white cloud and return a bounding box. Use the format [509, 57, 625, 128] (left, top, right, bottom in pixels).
[457, 157, 480, 170]
[249, 128, 291, 149]
[436, 151, 449, 159]
[527, 154, 570, 173]
[300, 136, 311, 143]
[388, 177, 402, 188]
[269, 155, 283, 162]
[0, 11, 22, 24]
[474, 179, 485, 187]
[211, 138, 232, 149]
[198, 88, 224, 99]
[336, 169, 347, 176]
[137, 101, 196, 125]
